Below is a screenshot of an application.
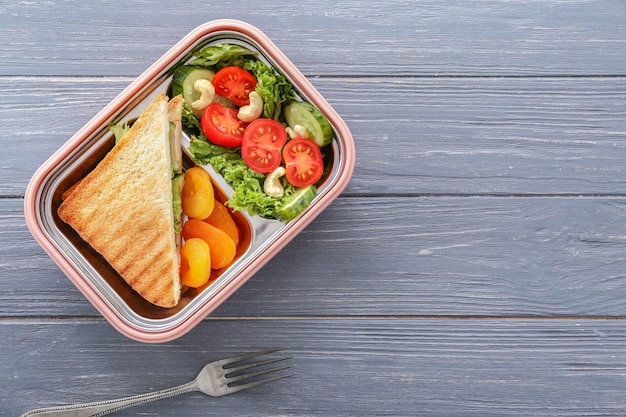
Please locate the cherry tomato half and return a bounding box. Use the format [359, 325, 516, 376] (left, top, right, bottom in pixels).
[201, 103, 248, 148]
[282, 138, 324, 187]
[212, 66, 257, 106]
[241, 119, 287, 173]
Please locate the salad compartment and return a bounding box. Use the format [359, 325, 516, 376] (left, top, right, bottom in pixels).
[24, 20, 355, 342]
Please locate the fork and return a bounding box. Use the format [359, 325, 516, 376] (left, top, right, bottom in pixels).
[20, 347, 294, 417]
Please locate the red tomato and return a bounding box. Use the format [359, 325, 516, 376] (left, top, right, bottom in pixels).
[212, 66, 257, 106]
[201, 103, 248, 147]
[241, 119, 287, 173]
[282, 138, 324, 187]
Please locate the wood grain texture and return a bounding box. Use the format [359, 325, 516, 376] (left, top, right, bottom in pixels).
[3, 1, 626, 416]
[1, 0, 625, 76]
[5, 319, 626, 417]
[2, 77, 626, 197]
[6, 195, 626, 318]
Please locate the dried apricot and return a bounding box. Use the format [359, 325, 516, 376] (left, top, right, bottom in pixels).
[203, 199, 240, 246]
[180, 238, 211, 288]
[182, 167, 214, 219]
[182, 218, 236, 269]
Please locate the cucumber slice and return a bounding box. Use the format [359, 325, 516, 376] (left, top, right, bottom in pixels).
[283, 102, 334, 147]
[275, 185, 317, 222]
[171, 66, 215, 106]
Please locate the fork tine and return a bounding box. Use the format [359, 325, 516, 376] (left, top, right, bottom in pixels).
[224, 371, 296, 395]
[227, 364, 294, 385]
[225, 355, 293, 375]
[204, 348, 294, 397]
[219, 347, 289, 368]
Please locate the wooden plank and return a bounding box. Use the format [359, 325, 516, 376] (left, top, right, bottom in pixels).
[4, 318, 626, 416]
[3, 77, 626, 197]
[7, 195, 626, 318]
[1, 1, 625, 76]
[330, 76, 626, 196]
[6, 3, 626, 416]
[0, 77, 129, 197]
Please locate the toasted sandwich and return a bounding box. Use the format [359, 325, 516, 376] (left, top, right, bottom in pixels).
[58, 93, 184, 308]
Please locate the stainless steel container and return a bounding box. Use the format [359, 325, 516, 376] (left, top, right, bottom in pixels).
[24, 20, 355, 342]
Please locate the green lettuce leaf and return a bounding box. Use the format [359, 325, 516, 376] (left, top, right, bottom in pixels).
[188, 44, 255, 67]
[189, 136, 299, 219]
[109, 121, 131, 144]
[180, 102, 201, 133]
[243, 59, 296, 120]
[171, 174, 185, 233]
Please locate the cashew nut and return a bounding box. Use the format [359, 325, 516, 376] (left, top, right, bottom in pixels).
[286, 124, 309, 139]
[237, 91, 264, 122]
[263, 166, 286, 198]
[191, 79, 215, 117]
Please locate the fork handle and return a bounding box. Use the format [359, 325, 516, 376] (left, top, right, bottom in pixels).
[20, 380, 199, 417]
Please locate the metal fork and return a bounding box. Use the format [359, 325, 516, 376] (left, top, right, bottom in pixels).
[20, 348, 294, 417]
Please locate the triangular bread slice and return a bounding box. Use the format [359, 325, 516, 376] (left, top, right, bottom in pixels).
[58, 93, 182, 308]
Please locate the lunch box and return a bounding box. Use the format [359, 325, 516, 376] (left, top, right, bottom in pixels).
[23, 20, 355, 343]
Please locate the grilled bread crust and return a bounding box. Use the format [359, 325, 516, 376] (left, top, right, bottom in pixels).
[58, 93, 181, 308]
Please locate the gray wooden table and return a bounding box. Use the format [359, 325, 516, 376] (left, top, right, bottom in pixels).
[3, 1, 626, 416]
